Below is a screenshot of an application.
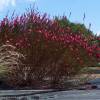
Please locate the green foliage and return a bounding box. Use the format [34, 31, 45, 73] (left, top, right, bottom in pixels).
[55, 16, 94, 36]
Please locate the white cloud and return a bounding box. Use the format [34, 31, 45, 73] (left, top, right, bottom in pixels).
[96, 31, 100, 36]
[11, 0, 16, 6]
[0, 0, 36, 12]
[0, 0, 16, 11]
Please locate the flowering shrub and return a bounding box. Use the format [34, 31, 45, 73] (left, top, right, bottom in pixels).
[0, 9, 99, 88]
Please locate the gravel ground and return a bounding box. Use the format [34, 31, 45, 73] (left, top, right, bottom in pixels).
[37, 90, 100, 100]
[0, 90, 100, 100]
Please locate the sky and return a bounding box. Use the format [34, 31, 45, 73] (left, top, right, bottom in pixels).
[0, 0, 100, 35]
